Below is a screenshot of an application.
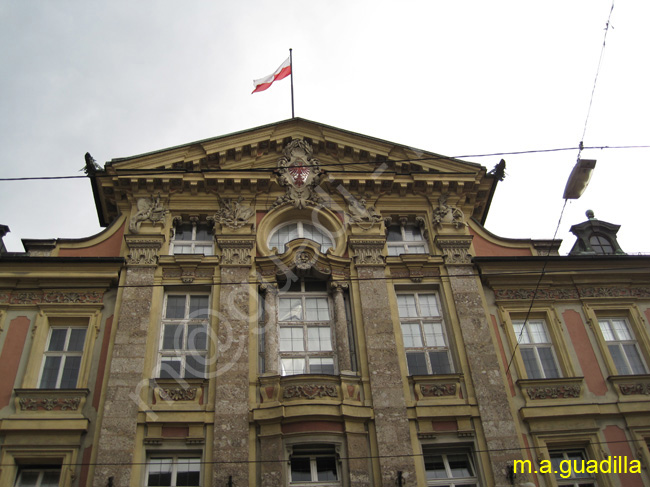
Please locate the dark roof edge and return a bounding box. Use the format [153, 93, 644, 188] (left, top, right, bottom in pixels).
[0, 256, 125, 264]
[473, 254, 650, 263]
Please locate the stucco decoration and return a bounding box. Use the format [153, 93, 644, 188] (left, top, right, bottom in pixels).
[349, 238, 386, 266]
[210, 196, 255, 229]
[432, 193, 467, 229]
[283, 384, 338, 399]
[125, 235, 164, 266]
[158, 387, 198, 401]
[346, 195, 382, 230]
[129, 195, 167, 233]
[217, 237, 255, 266]
[420, 383, 457, 397]
[494, 286, 650, 301]
[619, 383, 650, 395]
[434, 236, 473, 265]
[526, 385, 581, 400]
[272, 139, 325, 209]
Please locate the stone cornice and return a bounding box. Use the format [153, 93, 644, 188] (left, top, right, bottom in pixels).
[124, 234, 165, 266]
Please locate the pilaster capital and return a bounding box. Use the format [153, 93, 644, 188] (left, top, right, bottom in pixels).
[348, 237, 386, 266]
[216, 236, 255, 266]
[260, 281, 279, 295]
[329, 281, 349, 294]
[434, 235, 473, 265]
[124, 234, 165, 266]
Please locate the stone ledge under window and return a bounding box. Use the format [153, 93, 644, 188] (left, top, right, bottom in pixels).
[150, 378, 206, 409]
[257, 373, 364, 408]
[609, 374, 650, 400]
[14, 388, 89, 413]
[517, 377, 583, 401]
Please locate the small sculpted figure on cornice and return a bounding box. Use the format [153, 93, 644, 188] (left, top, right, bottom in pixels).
[129, 194, 167, 233]
[272, 139, 326, 209]
[209, 196, 255, 230]
[432, 193, 466, 229]
[346, 195, 382, 230]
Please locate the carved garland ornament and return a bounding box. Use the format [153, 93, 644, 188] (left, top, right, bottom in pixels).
[420, 383, 457, 397]
[619, 383, 650, 395]
[158, 387, 198, 401]
[0, 291, 104, 305]
[19, 397, 81, 411]
[526, 385, 581, 400]
[283, 384, 338, 399]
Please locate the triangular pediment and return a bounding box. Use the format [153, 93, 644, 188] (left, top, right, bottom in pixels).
[92, 118, 499, 226]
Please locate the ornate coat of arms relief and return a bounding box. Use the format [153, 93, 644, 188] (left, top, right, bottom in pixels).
[272, 139, 325, 209]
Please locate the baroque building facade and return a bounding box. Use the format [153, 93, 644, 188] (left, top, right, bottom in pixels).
[0, 118, 649, 487]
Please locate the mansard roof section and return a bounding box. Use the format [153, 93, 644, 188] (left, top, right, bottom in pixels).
[93, 118, 501, 226]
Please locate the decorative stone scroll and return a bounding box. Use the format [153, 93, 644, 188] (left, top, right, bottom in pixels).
[619, 383, 650, 395]
[420, 383, 457, 397]
[217, 237, 255, 266]
[125, 235, 164, 266]
[526, 385, 581, 400]
[129, 195, 167, 233]
[272, 139, 326, 209]
[158, 387, 198, 401]
[283, 384, 338, 400]
[348, 238, 385, 266]
[434, 236, 473, 265]
[209, 196, 255, 229]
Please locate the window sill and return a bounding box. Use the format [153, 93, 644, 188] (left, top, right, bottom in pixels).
[409, 374, 464, 403]
[608, 374, 650, 400]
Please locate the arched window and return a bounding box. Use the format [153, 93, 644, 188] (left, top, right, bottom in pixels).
[268, 222, 334, 253]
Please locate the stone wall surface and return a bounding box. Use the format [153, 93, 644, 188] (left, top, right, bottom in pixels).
[93, 266, 155, 487]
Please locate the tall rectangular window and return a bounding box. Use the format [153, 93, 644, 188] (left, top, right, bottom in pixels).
[387, 224, 428, 256]
[159, 294, 210, 379]
[39, 327, 87, 389]
[279, 280, 335, 376]
[512, 320, 561, 379]
[598, 317, 648, 375]
[289, 444, 340, 485]
[422, 447, 479, 486]
[146, 456, 201, 487]
[549, 450, 596, 486]
[398, 292, 452, 375]
[14, 468, 61, 487]
[171, 222, 213, 255]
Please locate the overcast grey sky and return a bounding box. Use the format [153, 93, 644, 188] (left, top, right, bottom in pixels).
[1, 1, 648, 254]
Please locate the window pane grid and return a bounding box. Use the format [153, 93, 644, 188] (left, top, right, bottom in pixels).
[513, 320, 561, 379]
[598, 317, 648, 375]
[147, 456, 201, 487]
[172, 223, 213, 255]
[423, 449, 477, 486]
[39, 326, 87, 389]
[160, 294, 210, 379]
[278, 282, 335, 376]
[399, 293, 452, 375]
[386, 224, 428, 256]
[269, 222, 333, 253]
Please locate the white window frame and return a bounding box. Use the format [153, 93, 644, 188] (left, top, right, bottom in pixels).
[14, 468, 61, 487]
[397, 292, 453, 375]
[38, 326, 87, 389]
[422, 446, 479, 487]
[288, 444, 341, 486]
[549, 449, 597, 486]
[278, 280, 336, 376]
[145, 454, 202, 487]
[158, 293, 211, 380]
[512, 319, 562, 379]
[268, 221, 334, 254]
[598, 317, 648, 375]
[386, 224, 428, 256]
[171, 221, 213, 256]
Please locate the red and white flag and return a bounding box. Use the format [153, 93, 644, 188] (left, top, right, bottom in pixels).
[252, 57, 291, 94]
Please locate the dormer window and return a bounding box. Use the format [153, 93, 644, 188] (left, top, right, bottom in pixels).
[171, 221, 214, 255]
[268, 222, 334, 254]
[387, 224, 428, 256]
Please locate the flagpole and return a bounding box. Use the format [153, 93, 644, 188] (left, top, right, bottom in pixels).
[289, 48, 295, 118]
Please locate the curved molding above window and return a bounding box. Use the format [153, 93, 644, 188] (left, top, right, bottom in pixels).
[256, 206, 346, 257]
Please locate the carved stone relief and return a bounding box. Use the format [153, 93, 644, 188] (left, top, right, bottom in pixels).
[129, 195, 167, 233]
[432, 193, 467, 229]
[158, 387, 198, 401]
[494, 286, 650, 301]
[349, 239, 385, 266]
[619, 383, 650, 395]
[217, 238, 255, 266]
[346, 195, 382, 230]
[434, 237, 473, 265]
[209, 196, 255, 229]
[125, 236, 164, 266]
[526, 385, 581, 400]
[420, 383, 457, 397]
[283, 384, 338, 399]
